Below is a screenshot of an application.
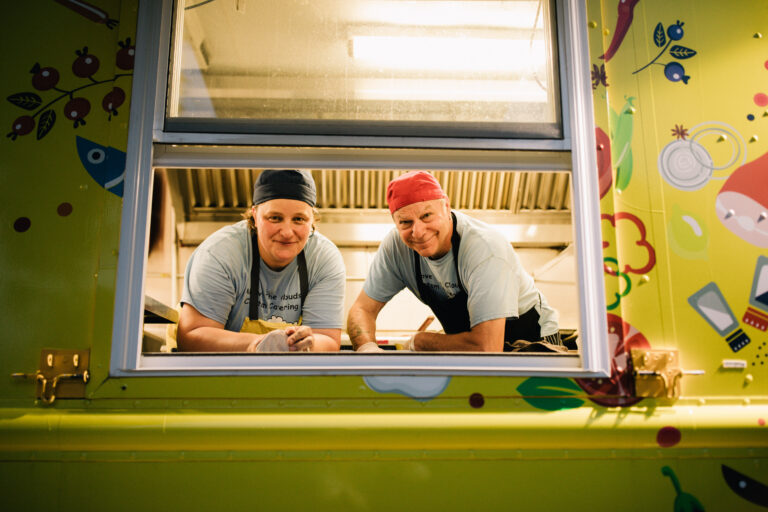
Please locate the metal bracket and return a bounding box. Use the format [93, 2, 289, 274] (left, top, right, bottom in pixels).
[11, 349, 90, 404]
[631, 349, 683, 398]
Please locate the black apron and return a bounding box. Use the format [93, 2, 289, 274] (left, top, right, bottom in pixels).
[248, 231, 308, 322]
[413, 213, 542, 351]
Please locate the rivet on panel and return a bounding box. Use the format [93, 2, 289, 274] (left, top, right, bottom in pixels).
[698, 398, 706, 406]
[745, 374, 754, 384]
[754, 32, 763, 39]
[603, 27, 610, 36]
[750, 135, 759, 143]
[744, 398, 751, 406]
[597, 143, 605, 151]
[627, 107, 636, 114]
[588, 21, 597, 28]
[717, 135, 727, 142]
[763, 110, 768, 117]
[639, 274, 650, 285]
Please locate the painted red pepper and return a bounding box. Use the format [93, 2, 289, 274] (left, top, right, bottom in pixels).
[600, 0, 640, 61]
[54, 0, 118, 29]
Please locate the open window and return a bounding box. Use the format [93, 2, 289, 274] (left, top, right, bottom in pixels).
[111, 0, 608, 377]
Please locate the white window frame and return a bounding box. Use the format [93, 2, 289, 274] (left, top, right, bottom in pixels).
[110, 0, 610, 378]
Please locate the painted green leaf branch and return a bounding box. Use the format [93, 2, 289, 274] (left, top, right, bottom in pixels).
[611, 98, 635, 191]
[654, 22, 666, 47]
[669, 45, 697, 59]
[36, 110, 56, 140]
[516, 377, 585, 411]
[7, 92, 42, 110]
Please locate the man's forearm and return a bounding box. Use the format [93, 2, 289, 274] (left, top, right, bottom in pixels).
[346, 308, 378, 349]
[413, 331, 502, 352]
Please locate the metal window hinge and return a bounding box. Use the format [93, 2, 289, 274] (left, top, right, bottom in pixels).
[631, 348, 704, 399]
[11, 349, 90, 405]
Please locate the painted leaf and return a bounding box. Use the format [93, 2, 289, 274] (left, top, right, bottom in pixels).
[611, 99, 634, 191]
[7, 92, 42, 111]
[37, 110, 56, 140]
[654, 23, 666, 47]
[609, 108, 619, 139]
[669, 45, 697, 59]
[516, 377, 585, 411]
[616, 148, 633, 191]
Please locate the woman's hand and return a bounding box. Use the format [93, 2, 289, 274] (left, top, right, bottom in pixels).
[285, 325, 314, 352]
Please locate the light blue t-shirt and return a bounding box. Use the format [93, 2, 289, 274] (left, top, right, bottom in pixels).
[182, 221, 345, 332]
[363, 211, 559, 336]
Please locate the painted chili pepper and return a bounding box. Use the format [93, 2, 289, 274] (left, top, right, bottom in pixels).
[54, 0, 118, 29]
[600, 0, 640, 61]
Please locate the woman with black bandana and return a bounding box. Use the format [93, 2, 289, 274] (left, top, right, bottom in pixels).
[177, 170, 346, 352]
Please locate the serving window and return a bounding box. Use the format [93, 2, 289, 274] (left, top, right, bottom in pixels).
[110, 0, 608, 376]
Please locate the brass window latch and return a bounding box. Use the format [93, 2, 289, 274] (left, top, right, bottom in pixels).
[11, 349, 90, 405]
[631, 349, 704, 399]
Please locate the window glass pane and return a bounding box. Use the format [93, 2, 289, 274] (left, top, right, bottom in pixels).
[168, 0, 561, 137]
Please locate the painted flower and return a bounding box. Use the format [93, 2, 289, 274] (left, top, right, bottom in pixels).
[671, 124, 688, 140]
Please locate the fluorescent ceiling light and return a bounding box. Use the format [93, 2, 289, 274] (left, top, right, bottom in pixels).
[354, 1, 543, 29]
[351, 36, 544, 72]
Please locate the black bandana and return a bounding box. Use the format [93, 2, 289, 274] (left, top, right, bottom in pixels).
[252, 169, 316, 207]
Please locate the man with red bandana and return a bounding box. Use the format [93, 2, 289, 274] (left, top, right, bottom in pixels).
[347, 171, 560, 352]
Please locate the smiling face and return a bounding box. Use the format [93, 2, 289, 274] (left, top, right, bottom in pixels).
[392, 198, 453, 259]
[252, 199, 314, 270]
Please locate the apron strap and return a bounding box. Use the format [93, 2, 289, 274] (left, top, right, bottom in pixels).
[297, 250, 308, 308]
[249, 231, 309, 321]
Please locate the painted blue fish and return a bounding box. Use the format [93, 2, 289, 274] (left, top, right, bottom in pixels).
[75, 136, 125, 197]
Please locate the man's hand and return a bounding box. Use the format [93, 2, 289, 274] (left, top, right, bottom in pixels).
[356, 341, 385, 353]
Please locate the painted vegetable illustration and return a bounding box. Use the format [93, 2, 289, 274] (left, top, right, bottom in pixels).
[721, 464, 768, 507]
[610, 97, 635, 191]
[595, 127, 613, 198]
[600, 0, 640, 62]
[633, 21, 697, 83]
[6, 41, 133, 141]
[662, 466, 706, 512]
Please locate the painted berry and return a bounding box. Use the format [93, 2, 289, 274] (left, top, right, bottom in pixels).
[72, 47, 100, 78]
[7, 115, 35, 140]
[64, 97, 91, 127]
[116, 38, 135, 70]
[664, 62, 690, 84]
[30, 63, 60, 90]
[667, 21, 684, 41]
[102, 87, 126, 119]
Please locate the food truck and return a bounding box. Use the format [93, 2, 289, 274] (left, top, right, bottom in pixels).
[2, 0, 766, 509]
